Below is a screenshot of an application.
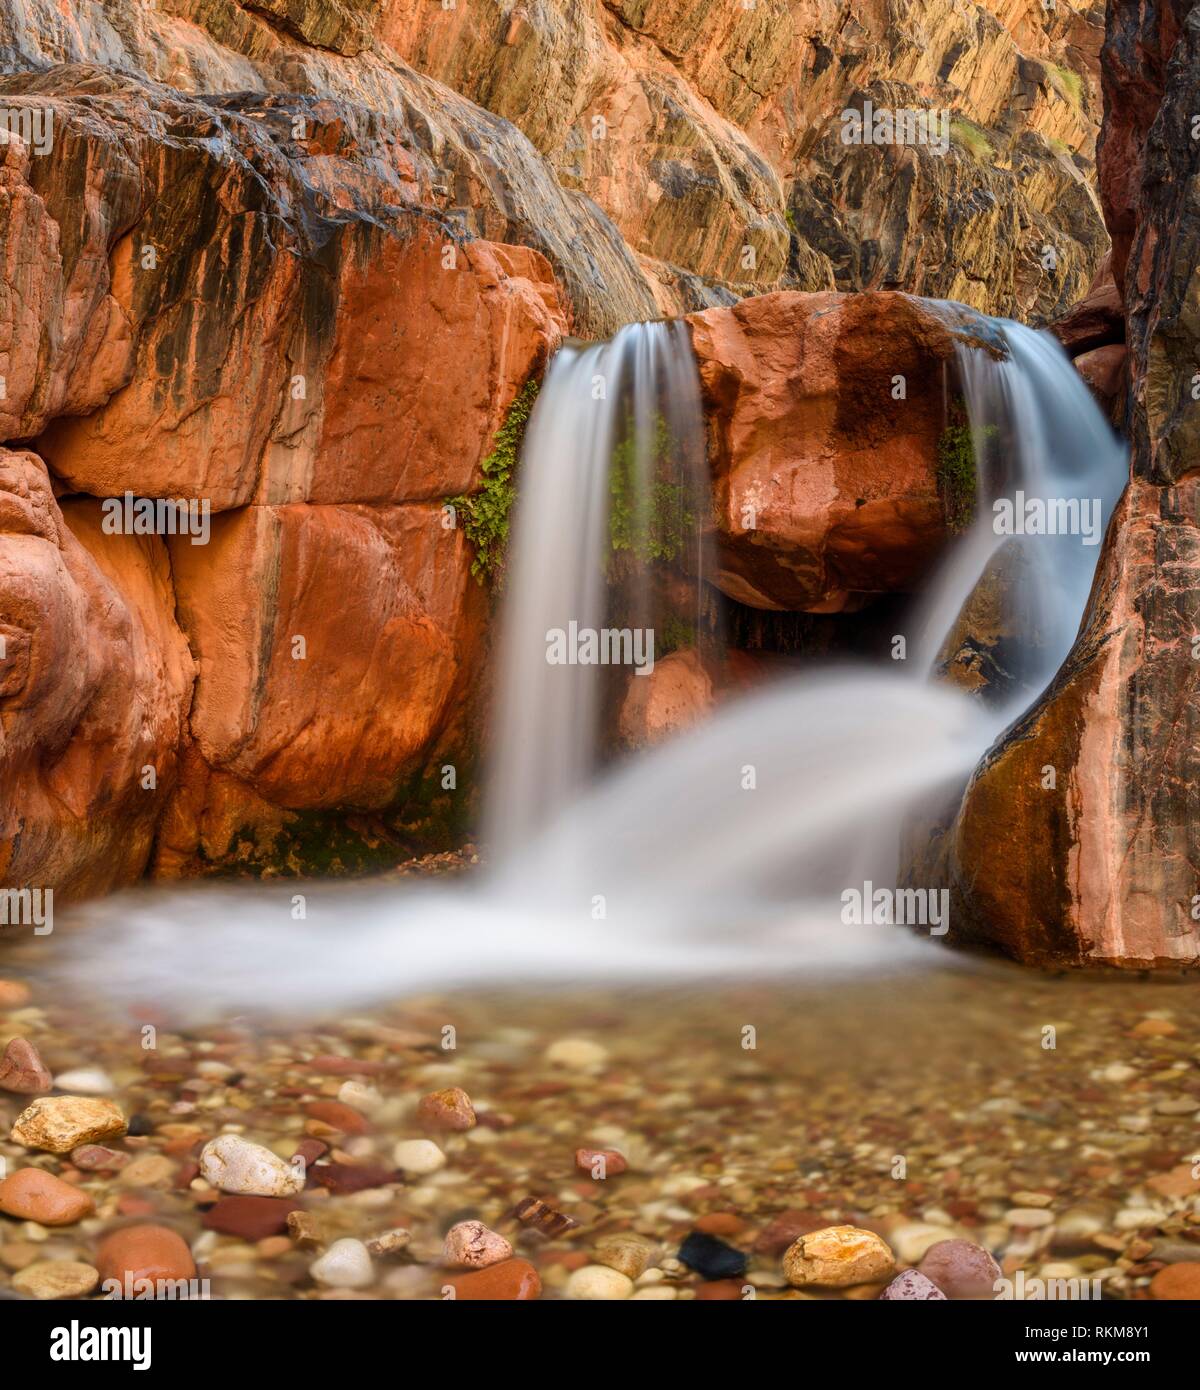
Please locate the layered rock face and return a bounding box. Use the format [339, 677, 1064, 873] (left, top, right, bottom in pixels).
[380, 0, 1108, 318]
[0, 67, 566, 891]
[0, 0, 1108, 323]
[947, 0, 1200, 968]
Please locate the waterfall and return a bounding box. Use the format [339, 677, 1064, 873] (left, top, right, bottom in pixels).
[912, 314, 1127, 706]
[45, 310, 1128, 1018]
[485, 320, 708, 860]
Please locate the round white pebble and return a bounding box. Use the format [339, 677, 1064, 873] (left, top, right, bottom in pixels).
[309, 1238, 374, 1289]
[392, 1139, 446, 1176]
[52, 1068, 115, 1095]
[565, 1265, 635, 1300]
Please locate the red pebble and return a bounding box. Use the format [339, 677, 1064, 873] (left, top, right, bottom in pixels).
[574, 1147, 628, 1178]
[444, 1258, 541, 1301]
[696, 1279, 746, 1301]
[201, 1196, 303, 1240]
[304, 1100, 368, 1135]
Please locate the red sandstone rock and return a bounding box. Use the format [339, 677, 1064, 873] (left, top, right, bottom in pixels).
[0, 451, 193, 901]
[574, 1147, 628, 1178]
[1051, 256, 1125, 355]
[0, 69, 567, 892]
[1149, 1263, 1200, 1300]
[444, 1257, 542, 1300]
[1072, 344, 1126, 411]
[687, 292, 966, 612]
[201, 1196, 303, 1241]
[617, 649, 714, 748]
[304, 1101, 369, 1136]
[0, 1037, 52, 1093]
[95, 1225, 197, 1288]
[417, 1087, 476, 1133]
[0, 1167, 95, 1225]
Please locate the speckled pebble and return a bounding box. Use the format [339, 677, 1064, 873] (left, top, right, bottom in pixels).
[199, 1134, 305, 1197]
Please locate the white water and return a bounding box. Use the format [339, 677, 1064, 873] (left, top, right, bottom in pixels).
[486, 320, 705, 858]
[46, 312, 1127, 1019]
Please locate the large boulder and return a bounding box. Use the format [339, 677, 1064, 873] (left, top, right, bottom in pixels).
[687, 290, 984, 612]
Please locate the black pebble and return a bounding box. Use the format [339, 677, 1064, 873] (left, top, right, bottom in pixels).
[678, 1231, 747, 1280]
[125, 1113, 154, 1137]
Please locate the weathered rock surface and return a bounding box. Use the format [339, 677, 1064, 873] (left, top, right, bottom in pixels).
[0, 449, 192, 899]
[0, 67, 565, 891]
[687, 291, 984, 611]
[381, 0, 1108, 318]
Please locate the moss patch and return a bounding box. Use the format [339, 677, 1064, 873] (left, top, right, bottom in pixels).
[937, 403, 979, 534]
[950, 117, 995, 164]
[1050, 64, 1083, 109]
[448, 379, 539, 587]
[608, 414, 696, 566]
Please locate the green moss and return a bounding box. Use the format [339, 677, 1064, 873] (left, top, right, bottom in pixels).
[1050, 64, 1083, 108]
[950, 117, 995, 164]
[937, 405, 979, 535]
[608, 414, 695, 566]
[658, 613, 696, 655]
[448, 379, 539, 587]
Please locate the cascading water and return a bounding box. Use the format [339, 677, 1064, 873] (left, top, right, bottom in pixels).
[485, 320, 708, 859]
[912, 313, 1127, 707]
[43, 310, 1128, 1018]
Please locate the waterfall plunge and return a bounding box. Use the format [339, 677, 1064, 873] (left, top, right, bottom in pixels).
[46, 313, 1128, 1018]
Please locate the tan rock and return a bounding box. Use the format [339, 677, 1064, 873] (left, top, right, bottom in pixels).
[442, 1220, 513, 1270]
[10, 1097, 127, 1154]
[594, 1233, 656, 1280]
[12, 1260, 101, 1300]
[782, 1225, 896, 1287]
[116, 1153, 176, 1189]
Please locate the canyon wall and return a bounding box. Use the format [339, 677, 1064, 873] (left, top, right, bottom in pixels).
[0, 0, 1113, 898]
[948, 0, 1200, 968]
